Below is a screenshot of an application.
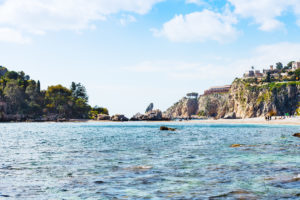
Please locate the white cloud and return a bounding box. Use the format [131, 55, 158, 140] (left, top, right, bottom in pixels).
[0, 0, 163, 43]
[186, 0, 205, 6]
[125, 60, 235, 81]
[153, 9, 238, 43]
[228, 0, 300, 31]
[126, 42, 300, 81]
[120, 15, 136, 26]
[237, 42, 300, 68]
[0, 28, 31, 44]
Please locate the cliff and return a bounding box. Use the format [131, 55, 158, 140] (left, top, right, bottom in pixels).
[164, 80, 300, 119]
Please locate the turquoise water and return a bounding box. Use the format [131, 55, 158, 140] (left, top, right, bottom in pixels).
[0, 122, 299, 199]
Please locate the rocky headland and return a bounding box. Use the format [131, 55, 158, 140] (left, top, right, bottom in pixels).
[164, 79, 300, 119]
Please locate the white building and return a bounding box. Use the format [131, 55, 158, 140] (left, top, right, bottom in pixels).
[292, 61, 300, 71]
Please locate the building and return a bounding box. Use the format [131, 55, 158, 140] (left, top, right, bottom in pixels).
[186, 92, 198, 99]
[263, 65, 279, 76]
[244, 69, 263, 78]
[254, 70, 263, 77]
[204, 85, 231, 95]
[292, 61, 300, 71]
[243, 70, 255, 78]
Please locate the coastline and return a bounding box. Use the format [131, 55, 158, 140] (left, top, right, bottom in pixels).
[69, 117, 300, 126]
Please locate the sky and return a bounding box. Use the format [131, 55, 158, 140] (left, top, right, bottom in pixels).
[0, 0, 300, 116]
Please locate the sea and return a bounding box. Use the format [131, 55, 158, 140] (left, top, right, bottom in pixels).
[0, 122, 299, 199]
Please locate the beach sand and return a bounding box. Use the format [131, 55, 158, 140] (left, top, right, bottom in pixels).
[71, 117, 300, 125]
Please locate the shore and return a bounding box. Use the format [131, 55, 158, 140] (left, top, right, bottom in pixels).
[70, 117, 300, 126]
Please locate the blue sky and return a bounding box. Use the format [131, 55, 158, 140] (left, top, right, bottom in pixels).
[0, 0, 300, 116]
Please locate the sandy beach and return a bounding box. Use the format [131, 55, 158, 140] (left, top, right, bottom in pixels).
[70, 117, 300, 126]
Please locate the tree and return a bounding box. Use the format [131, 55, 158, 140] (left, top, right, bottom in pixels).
[5, 71, 18, 80]
[3, 80, 25, 113]
[266, 72, 271, 82]
[70, 82, 88, 101]
[287, 61, 294, 69]
[36, 80, 41, 93]
[45, 85, 72, 116]
[276, 62, 283, 70]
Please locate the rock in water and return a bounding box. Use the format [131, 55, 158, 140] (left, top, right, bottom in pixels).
[293, 133, 300, 138]
[160, 126, 176, 131]
[230, 144, 242, 148]
[145, 103, 154, 113]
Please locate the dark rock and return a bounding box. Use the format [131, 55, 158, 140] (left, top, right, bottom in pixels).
[131, 109, 165, 121]
[293, 133, 300, 138]
[145, 103, 154, 113]
[160, 126, 176, 131]
[94, 181, 105, 184]
[130, 113, 144, 121]
[57, 118, 67, 122]
[97, 114, 110, 120]
[111, 114, 129, 122]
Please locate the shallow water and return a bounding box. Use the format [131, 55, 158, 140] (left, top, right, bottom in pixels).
[0, 122, 299, 199]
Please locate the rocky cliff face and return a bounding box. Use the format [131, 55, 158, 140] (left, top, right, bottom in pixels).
[225, 80, 300, 118]
[164, 97, 198, 118]
[164, 80, 300, 119]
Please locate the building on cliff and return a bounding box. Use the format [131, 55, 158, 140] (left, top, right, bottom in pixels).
[243, 70, 263, 78]
[186, 93, 198, 99]
[204, 85, 231, 95]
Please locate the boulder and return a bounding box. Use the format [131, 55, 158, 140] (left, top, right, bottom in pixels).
[160, 126, 176, 131]
[144, 109, 163, 121]
[130, 113, 144, 121]
[97, 114, 110, 121]
[223, 112, 236, 119]
[111, 114, 129, 122]
[131, 109, 164, 121]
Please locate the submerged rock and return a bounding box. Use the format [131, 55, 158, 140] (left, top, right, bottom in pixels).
[160, 126, 176, 131]
[230, 144, 243, 148]
[125, 166, 153, 172]
[209, 190, 256, 200]
[94, 180, 105, 184]
[293, 133, 300, 138]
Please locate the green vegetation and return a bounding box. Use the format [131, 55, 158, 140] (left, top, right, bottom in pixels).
[0, 66, 108, 120]
[296, 102, 300, 116]
[198, 110, 206, 116]
[89, 106, 109, 119]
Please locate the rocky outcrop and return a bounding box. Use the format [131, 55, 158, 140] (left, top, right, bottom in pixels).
[145, 103, 154, 113]
[131, 109, 170, 121]
[164, 97, 198, 118]
[164, 80, 300, 119]
[111, 114, 129, 121]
